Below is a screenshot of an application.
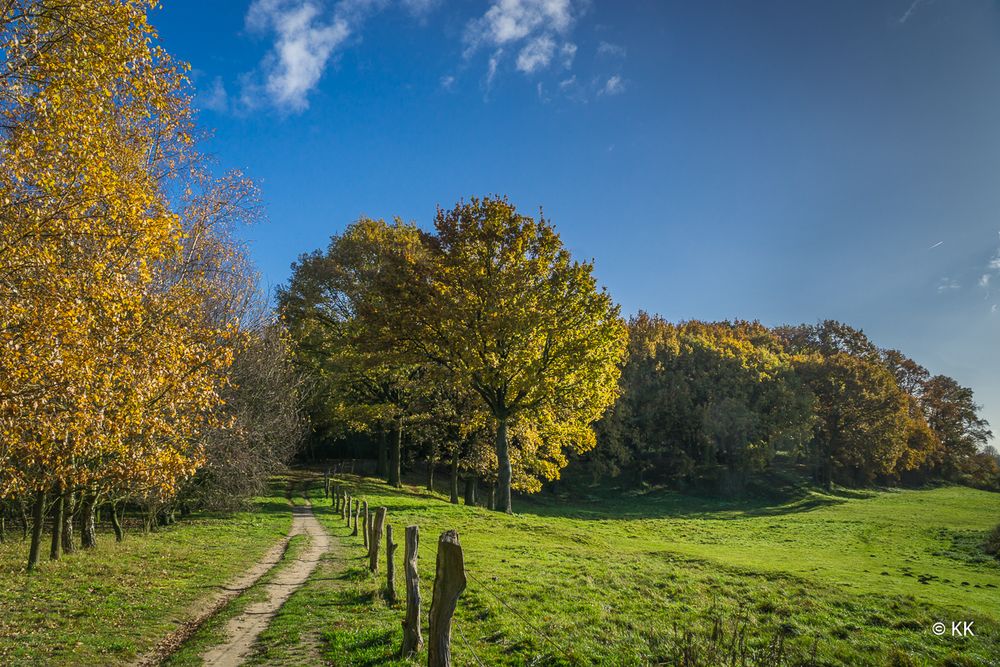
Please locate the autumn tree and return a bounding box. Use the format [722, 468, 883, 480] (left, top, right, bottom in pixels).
[367, 197, 628, 513]
[279, 218, 429, 486]
[592, 314, 814, 492]
[0, 1, 269, 567]
[921, 375, 992, 479]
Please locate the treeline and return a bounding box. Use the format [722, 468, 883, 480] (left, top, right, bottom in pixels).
[0, 2, 302, 569]
[586, 316, 997, 493]
[286, 215, 996, 501]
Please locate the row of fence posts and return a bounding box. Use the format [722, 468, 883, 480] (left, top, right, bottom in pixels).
[325, 472, 467, 667]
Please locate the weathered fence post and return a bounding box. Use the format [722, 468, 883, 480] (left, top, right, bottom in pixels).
[401, 525, 422, 657]
[324, 467, 330, 498]
[352, 499, 359, 536]
[362, 501, 370, 549]
[386, 524, 398, 603]
[342, 493, 349, 521]
[369, 507, 387, 572]
[428, 530, 466, 667]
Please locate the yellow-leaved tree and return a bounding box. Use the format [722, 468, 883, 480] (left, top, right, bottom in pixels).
[361, 196, 628, 513]
[0, 1, 249, 568]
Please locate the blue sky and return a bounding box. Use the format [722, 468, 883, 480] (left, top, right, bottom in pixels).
[154, 0, 1000, 439]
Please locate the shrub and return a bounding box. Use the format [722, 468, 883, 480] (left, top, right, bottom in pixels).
[985, 523, 1000, 559]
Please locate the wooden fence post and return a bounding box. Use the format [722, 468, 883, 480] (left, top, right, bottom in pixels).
[401, 525, 422, 657]
[352, 499, 359, 536]
[386, 524, 398, 603]
[324, 467, 330, 498]
[428, 530, 466, 667]
[369, 507, 386, 572]
[362, 501, 370, 549]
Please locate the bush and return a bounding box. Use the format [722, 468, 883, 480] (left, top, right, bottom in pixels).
[985, 523, 1000, 559]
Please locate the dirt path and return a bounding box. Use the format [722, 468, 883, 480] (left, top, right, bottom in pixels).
[199, 502, 330, 667]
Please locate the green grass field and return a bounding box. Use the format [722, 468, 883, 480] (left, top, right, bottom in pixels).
[3, 473, 998, 666]
[253, 474, 1000, 667]
[0, 486, 293, 666]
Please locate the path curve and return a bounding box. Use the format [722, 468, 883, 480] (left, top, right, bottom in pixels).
[200, 502, 330, 667]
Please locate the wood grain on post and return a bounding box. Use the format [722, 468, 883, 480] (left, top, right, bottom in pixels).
[428, 530, 467, 667]
[369, 506, 386, 572]
[351, 499, 359, 536]
[386, 524, 398, 603]
[401, 525, 422, 657]
[362, 501, 370, 549]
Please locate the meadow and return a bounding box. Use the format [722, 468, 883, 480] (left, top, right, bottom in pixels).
[0, 487, 292, 666]
[247, 474, 1000, 666]
[4, 473, 998, 666]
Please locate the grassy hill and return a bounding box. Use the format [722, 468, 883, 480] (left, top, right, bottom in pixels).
[252, 474, 1000, 666]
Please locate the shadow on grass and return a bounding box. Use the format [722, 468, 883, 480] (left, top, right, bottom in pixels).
[299, 467, 883, 522]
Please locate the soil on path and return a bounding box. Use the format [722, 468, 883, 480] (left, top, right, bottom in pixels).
[199, 503, 330, 667]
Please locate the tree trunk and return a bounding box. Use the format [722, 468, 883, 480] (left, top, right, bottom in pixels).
[488, 484, 496, 511]
[401, 525, 423, 657]
[496, 417, 512, 513]
[27, 490, 46, 571]
[428, 530, 467, 667]
[80, 494, 97, 549]
[464, 476, 477, 506]
[449, 450, 460, 504]
[389, 417, 403, 488]
[110, 502, 124, 542]
[377, 429, 388, 479]
[49, 485, 63, 560]
[61, 491, 75, 554]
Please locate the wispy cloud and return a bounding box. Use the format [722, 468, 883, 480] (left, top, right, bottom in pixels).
[599, 74, 626, 96]
[439, 74, 456, 91]
[898, 0, 930, 24]
[597, 40, 626, 58]
[516, 34, 556, 73]
[465, 0, 579, 84]
[937, 277, 960, 293]
[244, 0, 353, 111]
[928, 240, 943, 249]
[197, 75, 230, 113]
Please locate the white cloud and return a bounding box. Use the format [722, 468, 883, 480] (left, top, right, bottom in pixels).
[486, 49, 503, 89]
[197, 76, 229, 113]
[981, 274, 992, 288]
[440, 75, 456, 91]
[937, 277, 960, 293]
[993, 304, 998, 314]
[597, 40, 625, 58]
[466, 0, 573, 49]
[245, 0, 351, 111]
[599, 74, 625, 96]
[558, 74, 576, 90]
[465, 0, 578, 82]
[516, 35, 555, 73]
[560, 42, 577, 68]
